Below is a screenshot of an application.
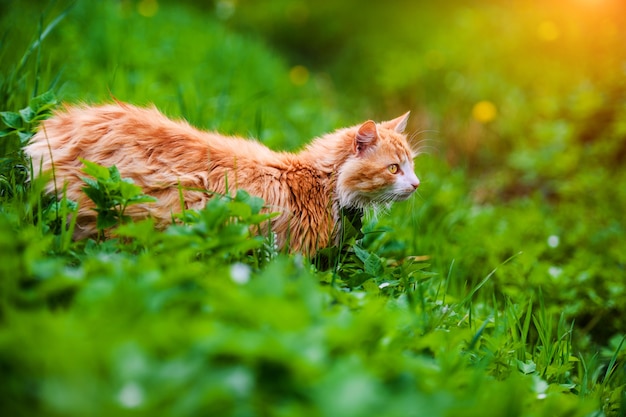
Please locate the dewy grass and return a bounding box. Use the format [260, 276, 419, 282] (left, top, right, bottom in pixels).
[0, 2, 625, 416]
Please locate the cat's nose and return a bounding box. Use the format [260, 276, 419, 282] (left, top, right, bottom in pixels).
[411, 178, 420, 189]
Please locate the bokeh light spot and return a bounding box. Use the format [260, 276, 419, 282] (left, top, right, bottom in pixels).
[289, 65, 309, 86]
[537, 21, 559, 41]
[472, 101, 497, 123]
[547, 235, 560, 248]
[118, 382, 144, 408]
[138, 0, 158, 17]
[216, 0, 236, 20]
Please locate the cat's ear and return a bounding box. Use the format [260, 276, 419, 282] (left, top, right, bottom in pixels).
[381, 111, 410, 133]
[355, 120, 378, 156]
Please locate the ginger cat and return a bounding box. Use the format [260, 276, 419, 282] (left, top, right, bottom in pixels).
[25, 103, 420, 255]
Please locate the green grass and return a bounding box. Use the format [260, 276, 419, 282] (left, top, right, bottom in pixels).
[1, 1, 625, 416]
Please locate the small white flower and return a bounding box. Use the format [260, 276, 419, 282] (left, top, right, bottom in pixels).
[378, 282, 391, 289]
[548, 266, 562, 279]
[547, 235, 560, 248]
[230, 263, 251, 284]
[532, 375, 549, 400]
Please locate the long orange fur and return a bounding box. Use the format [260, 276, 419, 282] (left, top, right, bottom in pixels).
[25, 103, 420, 255]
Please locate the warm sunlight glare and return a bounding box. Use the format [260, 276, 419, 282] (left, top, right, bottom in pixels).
[537, 21, 559, 41]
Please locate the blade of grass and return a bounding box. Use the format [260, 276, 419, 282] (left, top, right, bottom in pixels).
[603, 334, 626, 386]
[15, 3, 74, 77]
[460, 251, 522, 306]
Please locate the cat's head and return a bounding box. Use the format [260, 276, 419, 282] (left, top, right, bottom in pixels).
[337, 112, 420, 209]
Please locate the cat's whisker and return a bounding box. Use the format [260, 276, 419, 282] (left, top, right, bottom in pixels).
[416, 146, 441, 157]
[407, 130, 439, 146]
[414, 189, 425, 202]
[408, 130, 438, 142]
[409, 136, 441, 157]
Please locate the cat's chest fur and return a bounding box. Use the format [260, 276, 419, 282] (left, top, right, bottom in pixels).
[25, 103, 419, 256]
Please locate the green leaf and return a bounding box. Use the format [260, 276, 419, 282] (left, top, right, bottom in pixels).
[402, 261, 431, 275]
[128, 194, 157, 205]
[228, 201, 252, 220]
[349, 273, 375, 288]
[248, 212, 277, 225]
[96, 210, 118, 230]
[362, 279, 380, 293]
[119, 180, 143, 200]
[1, 111, 23, 129]
[517, 359, 537, 374]
[354, 246, 383, 276]
[29, 90, 58, 113]
[81, 159, 111, 181]
[81, 184, 106, 207]
[19, 106, 36, 123]
[235, 189, 265, 214]
[0, 128, 15, 138]
[115, 218, 157, 246]
[17, 130, 33, 145]
[109, 165, 122, 183]
[340, 208, 364, 243]
[80, 176, 100, 190]
[42, 198, 78, 224]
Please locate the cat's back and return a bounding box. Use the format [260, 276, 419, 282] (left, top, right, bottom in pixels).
[27, 102, 279, 175]
[27, 103, 208, 173]
[31, 102, 196, 141]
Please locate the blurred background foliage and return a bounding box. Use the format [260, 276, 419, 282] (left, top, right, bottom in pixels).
[1, 0, 626, 415]
[198, 0, 626, 341]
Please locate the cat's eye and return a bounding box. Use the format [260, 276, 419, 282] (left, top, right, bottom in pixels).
[388, 164, 399, 174]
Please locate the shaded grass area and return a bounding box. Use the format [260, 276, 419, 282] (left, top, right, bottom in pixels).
[1, 1, 625, 416]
